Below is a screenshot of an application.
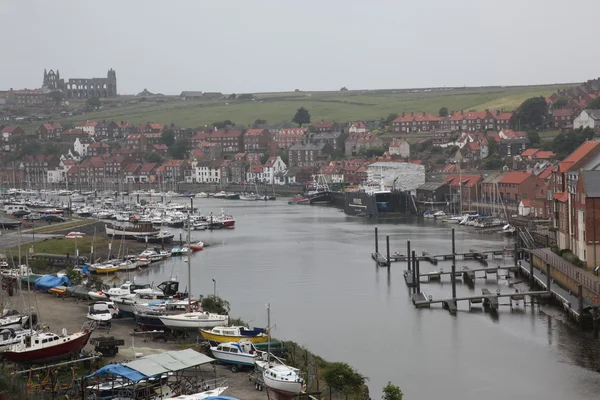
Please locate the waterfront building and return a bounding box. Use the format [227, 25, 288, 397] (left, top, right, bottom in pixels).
[366, 161, 425, 192]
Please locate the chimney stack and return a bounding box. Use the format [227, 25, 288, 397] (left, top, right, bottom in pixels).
[411, 112, 414, 117]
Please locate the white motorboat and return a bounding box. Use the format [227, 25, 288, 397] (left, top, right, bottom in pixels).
[263, 364, 304, 395]
[87, 302, 116, 323]
[442, 215, 463, 224]
[158, 312, 229, 332]
[136, 256, 151, 267]
[210, 339, 259, 369]
[0, 329, 30, 353]
[163, 386, 228, 400]
[196, 192, 208, 198]
[239, 193, 257, 201]
[118, 259, 138, 271]
[0, 315, 28, 331]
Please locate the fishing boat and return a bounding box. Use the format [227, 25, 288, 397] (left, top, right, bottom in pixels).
[105, 223, 159, 239]
[118, 259, 138, 271]
[190, 241, 204, 252]
[134, 231, 174, 243]
[239, 193, 257, 201]
[158, 312, 229, 332]
[200, 326, 268, 344]
[215, 209, 235, 228]
[263, 365, 304, 395]
[210, 339, 259, 369]
[3, 323, 95, 364]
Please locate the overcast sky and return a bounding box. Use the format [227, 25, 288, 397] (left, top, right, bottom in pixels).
[2, 0, 599, 95]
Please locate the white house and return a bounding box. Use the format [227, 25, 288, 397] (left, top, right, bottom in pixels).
[74, 137, 93, 157]
[348, 122, 368, 134]
[388, 139, 410, 158]
[573, 109, 600, 132]
[518, 199, 532, 216]
[75, 120, 98, 136]
[193, 161, 220, 183]
[246, 165, 265, 183]
[262, 156, 287, 184]
[47, 158, 77, 183]
[274, 170, 296, 185]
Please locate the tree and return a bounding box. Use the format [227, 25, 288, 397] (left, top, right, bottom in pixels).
[213, 120, 234, 130]
[201, 295, 230, 315]
[227, 93, 237, 100]
[168, 139, 189, 159]
[253, 119, 267, 128]
[482, 155, 503, 170]
[86, 97, 101, 109]
[514, 97, 548, 129]
[260, 154, 269, 164]
[322, 362, 367, 397]
[66, 267, 83, 286]
[487, 137, 499, 156]
[359, 147, 387, 158]
[551, 96, 569, 110]
[238, 93, 254, 100]
[160, 130, 175, 146]
[144, 151, 162, 163]
[551, 127, 595, 159]
[527, 131, 541, 147]
[292, 107, 311, 127]
[588, 97, 600, 109]
[382, 382, 403, 400]
[47, 90, 65, 106]
[340, 86, 348, 91]
[385, 113, 399, 125]
[439, 107, 449, 117]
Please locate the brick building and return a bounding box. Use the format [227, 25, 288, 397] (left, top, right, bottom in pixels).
[37, 122, 63, 140]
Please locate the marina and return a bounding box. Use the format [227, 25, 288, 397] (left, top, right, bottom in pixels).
[0, 194, 600, 399]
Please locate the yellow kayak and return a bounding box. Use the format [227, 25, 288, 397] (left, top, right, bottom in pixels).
[200, 326, 269, 344]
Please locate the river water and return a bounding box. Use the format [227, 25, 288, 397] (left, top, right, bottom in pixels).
[127, 199, 600, 399]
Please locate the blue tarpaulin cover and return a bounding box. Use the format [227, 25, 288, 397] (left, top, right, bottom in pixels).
[34, 275, 71, 291]
[85, 364, 148, 382]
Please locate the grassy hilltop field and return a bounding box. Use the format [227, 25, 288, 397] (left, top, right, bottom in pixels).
[54, 83, 574, 128]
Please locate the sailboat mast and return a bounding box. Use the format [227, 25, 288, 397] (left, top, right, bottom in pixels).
[267, 303, 271, 362]
[187, 204, 192, 309]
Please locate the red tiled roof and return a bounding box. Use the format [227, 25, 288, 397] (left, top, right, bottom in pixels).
[487, 133, 500, 142]
[499, 172, 532, 185]
[500, 129, 527, 139]
[553, 192, 569, 202]
[1, 126, 21, 134]
[153, 144, 168, 150]
[443, 174, 482, 188]
[249, 165, 264, 173]
[126, 133, 143, 140]
[521, 148, 539, 157]
[264, 156, 277, 167]
[558, 140, 600, 172]
[468, 142, 480, 151]
[78, 120, 98, 127]
[139, 163, 157, 173]
[191, 148, 204, 157]
[245, 129, 267, 136]
[553, 108, 575, 117]
[533, 151, 555, 159]
[538, 167, 553, 180]
[393, 113, 441, 123]
[123, 163, 142, 173]
[443, 164, 457, 173]
[521, 199, 532, 206]
[314, 121, 335, 128]
[210, 129, 243, 138]
[162, 160, 185, 167]
[351, 122, 367, 128]
[62, 129, 85, 135]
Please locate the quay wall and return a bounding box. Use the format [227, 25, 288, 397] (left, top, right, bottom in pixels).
[532, 248, 600, 300]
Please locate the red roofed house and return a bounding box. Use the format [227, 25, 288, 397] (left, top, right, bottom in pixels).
[36, 122, 63, 140]
[152, 144, 168, 156]
[124, 163, 142, 183]
[313, 121, 343, 133]
[125, 134, 147, 152]
[244, 128, 272, 163]
[551, 140, 600, 257]
[392, 112, 441, 133]
[138, 162, 157, 182]
[87, 141, 111, 157]
[1, 126, 25, 152]
[60, 129, 88, 142]
[552, 108, 579, 130]
[75, 120, 98, 136]
[348, 122, 368, 134]
[156, 160, 191, 183]
[460, 141, 482, 161]
[205, 130, 244, 155]
[246, 164, 265, 183]
[496, 172, 544, 207]
[139, 122, 163, 133]
[190, 131, 210, 148]
[276, 128, 307, 150]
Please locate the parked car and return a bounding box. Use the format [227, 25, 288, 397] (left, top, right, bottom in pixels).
[23, 212, 42, 220]
[10, 210, 31, 218]
[43, 214, 66, 222]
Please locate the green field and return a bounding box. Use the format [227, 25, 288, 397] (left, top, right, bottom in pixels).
[39, 83, 574, 130]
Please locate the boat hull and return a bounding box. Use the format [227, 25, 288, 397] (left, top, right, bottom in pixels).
[105, 224, 159, 239]
[3, 331, 92, 364]
[200, 330, 268, 344]
[263, 373, 302, 396]
[135, 313, 165, 329]
[158, 314, 229, 331]
[210, 348, 256, 366]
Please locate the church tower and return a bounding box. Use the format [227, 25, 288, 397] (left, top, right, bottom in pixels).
[107, 68, 117, 97]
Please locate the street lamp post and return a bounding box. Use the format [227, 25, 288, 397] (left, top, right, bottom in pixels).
[212, 279, 216, 298]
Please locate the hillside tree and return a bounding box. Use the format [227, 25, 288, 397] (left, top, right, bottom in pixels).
[322, 362, 367, 397]
[439, 107, 449, 117]
[382, 382, 403, 400]
[292, 107, 311, 127]
[588, 97, 600, 109]
[487, 137, 499, 156]
[253, 119, 267, 128]
[527, 131, 541, 147]
[551, 96, 569, 110]
[385, 113, 399, 125]
[86, 97, 101, 109]
[160, 130, 175, 147]
[168, 139, 189, 159]
[514, 97, 548, 129]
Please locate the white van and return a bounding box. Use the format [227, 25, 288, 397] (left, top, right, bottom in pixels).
[3, 205, 31, 214]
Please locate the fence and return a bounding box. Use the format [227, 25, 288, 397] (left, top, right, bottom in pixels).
[533, 248, 600, 297]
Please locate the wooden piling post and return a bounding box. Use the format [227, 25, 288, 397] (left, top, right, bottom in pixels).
[386, 236, 390, 268]
[416, 259, 421, 294]
[593, 308, 599, 338]
[374, 227, 379, 255]
[514, 242, 518, 267]
[578, 284, 584, 329]
[529, 251, 534, 286]
[452, 228, 456, 299]
[411, 250, 417, 288]
[546, 263, 551, 292]
[407, 240, 411, 272]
